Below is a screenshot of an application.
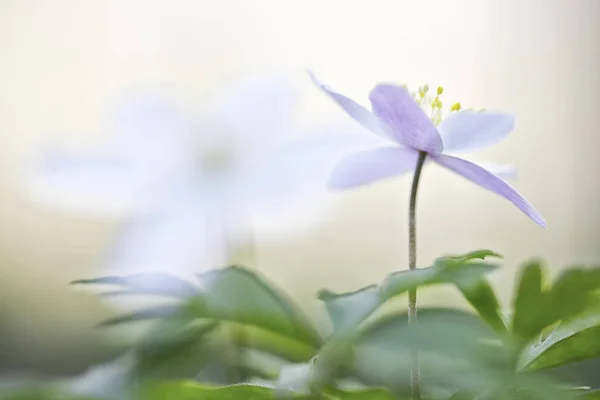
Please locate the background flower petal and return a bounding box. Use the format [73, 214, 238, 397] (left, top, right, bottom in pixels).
[433, 154, 546, 228]
[101, 182, 230, 279]
[438, 111, 515, 153]
[369, 84, 443, 154]
[308, 70, 394, 141]
[208, 72, 301, 159]
[25, 147, 144, 215]
[329, 146, 419, 189]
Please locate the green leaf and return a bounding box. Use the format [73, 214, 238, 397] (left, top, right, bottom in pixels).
[319, 251, 499, 332]
[135, 382, 306, 400]
[455, 278, 505, 332]
[511, 261, 547, 340]
[71, 273, 200, 298]
[135, 381, 398, 400]
[520, 302, 600, 370]
[351, 308, 503, 394]
[182, 266, 322, 348]
[0, 385, 99, 400]
[97, 304, 182, 327]
[512, 263, 600, 345]
[583, 390, 600, 399]
[434, 249, 502, 265]
[133, 317, 220, 380]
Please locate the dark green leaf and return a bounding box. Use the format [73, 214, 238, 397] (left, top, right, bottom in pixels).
[71, 273, 200, 298]
[135, 382, 306, 400]
[455, 278, 506, 332]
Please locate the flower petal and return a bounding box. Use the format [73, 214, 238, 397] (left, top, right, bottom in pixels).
[369, 84, 443, 154]
[476, 162, 518, 181]
[102, 183, 230, 277]
[210, 72, 301, 156]
[432, 154, 546, 228]
[112, 95, 188, 174]
[25, 148, 144, 215]
[438, 111, 515, 153]
[329, 147, 420, 189]
[308, 70, 393, 141]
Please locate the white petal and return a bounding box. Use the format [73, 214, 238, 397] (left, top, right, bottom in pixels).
[111, 95, 188, 174]
[208, 71, 301, 157]
[101, 183, 230, 278]
[438, 111, 515, 153]
[25, 148, 144, 215]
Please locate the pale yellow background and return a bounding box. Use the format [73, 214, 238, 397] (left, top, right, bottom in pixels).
[0, 0, 598, 375]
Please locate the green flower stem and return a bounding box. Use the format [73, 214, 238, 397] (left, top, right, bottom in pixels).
[408, 151, 427, 400]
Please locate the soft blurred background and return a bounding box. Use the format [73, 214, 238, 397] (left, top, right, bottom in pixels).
[0, 0, 598, 379]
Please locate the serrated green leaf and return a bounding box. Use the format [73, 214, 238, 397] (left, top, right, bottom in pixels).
[519, 302, 600, 370]
[319, 254, 498, 332]
[71, 273, 200, 298]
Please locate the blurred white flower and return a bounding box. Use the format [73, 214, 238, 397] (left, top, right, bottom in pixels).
[26, 72, 373, 281]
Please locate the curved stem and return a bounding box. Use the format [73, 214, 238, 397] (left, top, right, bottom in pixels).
[408, 151, 427, 400]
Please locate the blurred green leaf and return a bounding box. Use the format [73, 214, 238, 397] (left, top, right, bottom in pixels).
[512, 263, 600, 354]
[351, 308, 503, 394]
[71, 273, 200, 298]
[319, 250, 499, 332]
[455, 279, 505, 332]
[181, 266, 321, 348]
[433, 249, 502, 266]
[520, 301, 600, 370]
[98, 304, 182, 327]
[133, 318, 219, 380]
[0, 386, 99, 400]
[135, 381, 398, 399]
[511, 261, 547, 341]
[583, 390, 600, 399]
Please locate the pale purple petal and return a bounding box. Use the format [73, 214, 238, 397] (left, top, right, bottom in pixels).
[25, 148, 144, 215]
[308, 71, 394, 141]
[101, 183, 230, 278]
[210, 72, 300, 157]
[432, 154, 546, 228]
[111, 95, 188, 175]
[369, 84, 443, 154]
[438, 111, 515, 153]
[329, 147, 420, 189]
[476, 162, 518, 181]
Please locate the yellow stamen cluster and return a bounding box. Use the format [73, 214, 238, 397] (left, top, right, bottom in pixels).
[409, 84, 463, 126]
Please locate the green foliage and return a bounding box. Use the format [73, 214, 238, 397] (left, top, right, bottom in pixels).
[6, 250, 600, 400]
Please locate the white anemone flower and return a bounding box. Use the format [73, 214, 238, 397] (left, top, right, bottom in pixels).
[26, 73, 369, 281]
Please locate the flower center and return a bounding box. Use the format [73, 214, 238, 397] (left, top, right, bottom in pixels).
[408, 84, 463, 126]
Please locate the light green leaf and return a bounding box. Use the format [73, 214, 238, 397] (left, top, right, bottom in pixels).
[520, 302, 600, 370]
[319, 251, 499, 332]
